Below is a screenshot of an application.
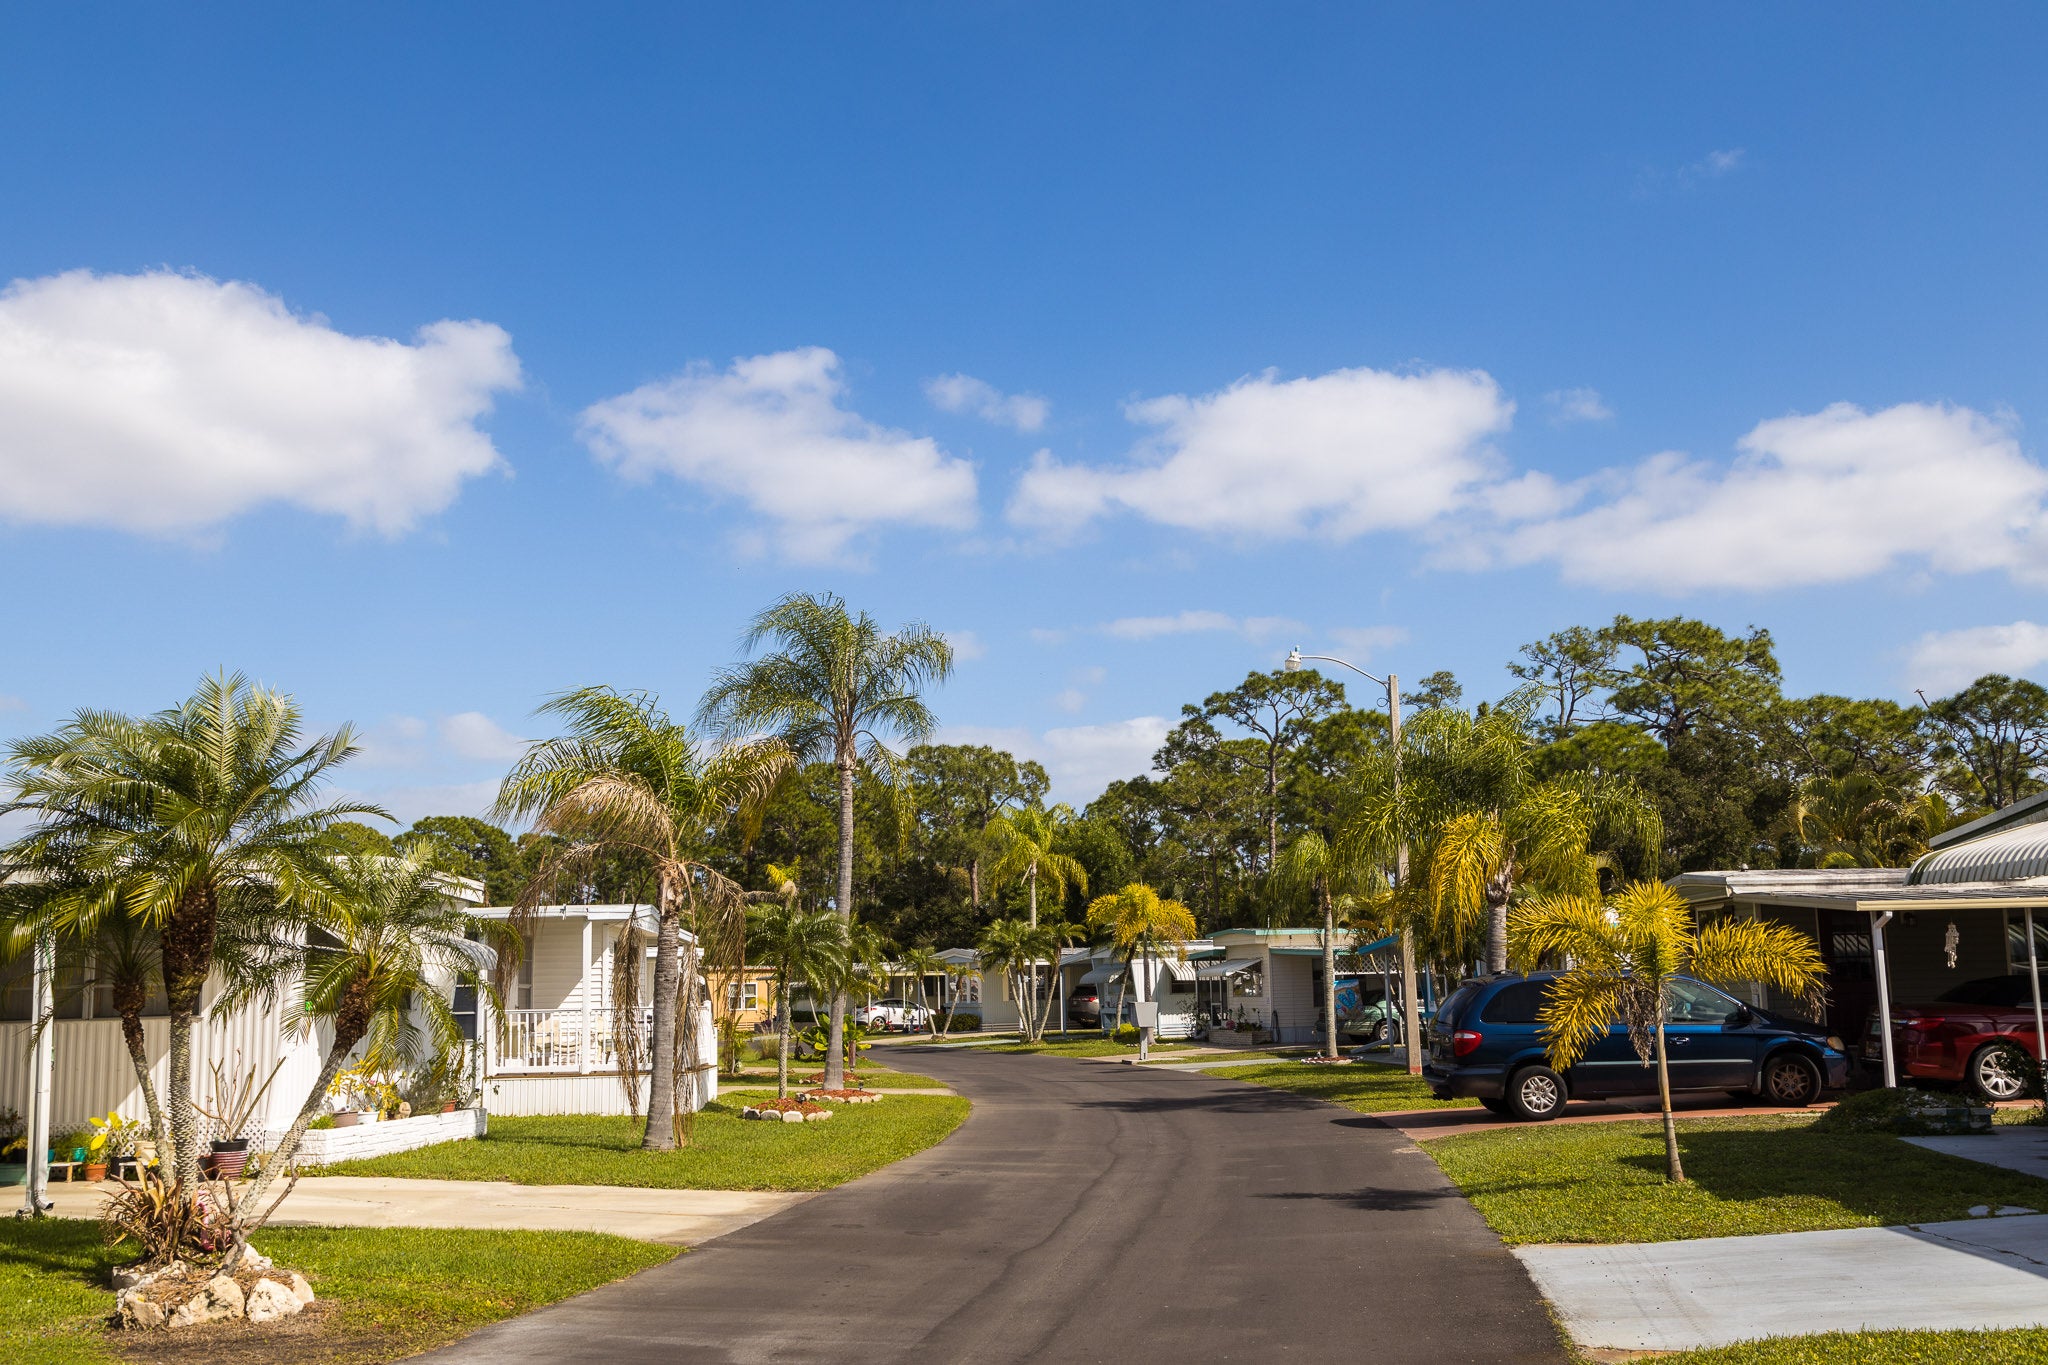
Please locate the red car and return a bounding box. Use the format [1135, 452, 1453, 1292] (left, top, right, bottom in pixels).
[1866, 975, 2046, 1101]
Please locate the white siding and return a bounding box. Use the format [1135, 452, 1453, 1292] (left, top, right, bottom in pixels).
[1265, 955, 1320, 1044]
[485, 1063, 718, 1117]
[296, 1107, 485, 1164]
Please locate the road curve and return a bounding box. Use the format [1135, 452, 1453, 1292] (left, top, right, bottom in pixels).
[422, 1050, 1566, 1364]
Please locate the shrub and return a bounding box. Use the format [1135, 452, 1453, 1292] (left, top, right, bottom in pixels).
[750, 1034, 783, 1061]
[944, 1014, 982, 1033]
[1113, 1024, 1140, 1042]
[309, 1114, 337, 1131]
[1813, 1087, 1990, 1136]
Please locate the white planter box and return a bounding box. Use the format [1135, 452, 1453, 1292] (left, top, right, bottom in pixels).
[291, 1108, 486, 1165]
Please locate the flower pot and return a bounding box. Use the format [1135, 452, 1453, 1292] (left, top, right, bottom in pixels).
[0, 1162, 26, 1187]
[331, 1111, 360, 1128]
[442, 1102, 458, 1114]
[84, 1162, 109, 1182]
[358, 1110, 379, 1125]
[209, 1138, 250, 1181]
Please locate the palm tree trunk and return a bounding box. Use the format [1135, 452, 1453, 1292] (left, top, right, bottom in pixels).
[1486, 875, 1512, 975]
[236, 1024, 362, 1225]
[827, 756, 855, 1090]
[1026, 866, 1039, 1040]
[642, 871, 684, 1150]
[1109, 958, 1129, 1037]
[1654, 1018, 1685, 1183]
[1322, 888, 1339, 1060]
[112, 982, 170, 1167]
[160, 892, 215, 1189]
[777, 978, 793, 1099]
[674, 928, 705, 1144]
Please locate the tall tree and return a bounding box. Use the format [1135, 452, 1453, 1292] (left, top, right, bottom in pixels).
[1183, 669, 1346, 871]
[497, 687, 789, 1149]
[1924, 674, 2048, 810]
[747, 896, 849, 1098]
[397, 815, 527, 903]
[1597, 616, 1781, 744]
[1276, 830, 1376, 1059]
[907, 744, 1047, 908]
[1346, 689, 1661, 974]
[1085, 883, 1197, 1057]
[701, 592, 953, 1089]
[984, 804, 1089, 1017]
[2, 673, 371, 1187]
[1510, 626, 1616, 738]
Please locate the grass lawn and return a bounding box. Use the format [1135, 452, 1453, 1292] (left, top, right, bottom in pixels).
[321, 1096, 970, 1191]
[725, 1065, 950, 1089]
[979, 1035, 1195, 1057]
[0, 1218, 672, 1365]
[1426, 1113, 2048, 1245]
[1659, 1328, 2048, 1363]
[1216, 1060, 1480, 1113]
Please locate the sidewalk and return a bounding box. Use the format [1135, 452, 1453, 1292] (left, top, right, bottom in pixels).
[37, 1176, 808, 1246]
[1517, 1213, 2048, 1352]
[1909, 1125, 2048, 1179]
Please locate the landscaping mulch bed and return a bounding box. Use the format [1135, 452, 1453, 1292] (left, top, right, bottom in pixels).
[740, 1098, 834, 1122]
[801, 1089, 882, 1104]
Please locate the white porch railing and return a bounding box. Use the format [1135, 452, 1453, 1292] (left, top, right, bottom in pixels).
[494, 1005, 654, 1072]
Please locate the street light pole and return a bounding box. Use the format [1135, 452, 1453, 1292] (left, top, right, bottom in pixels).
[1287, 649, 1425, 1077]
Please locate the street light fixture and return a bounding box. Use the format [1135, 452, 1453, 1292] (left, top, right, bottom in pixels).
[1285, 647, 1425, 1077]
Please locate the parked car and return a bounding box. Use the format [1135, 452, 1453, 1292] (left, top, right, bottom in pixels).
[1339, 999, 1436, 1045]
[1424, 973, 1850, 1121]
[1065, 990, 1104, 1027]
[856, 998, 932, 1032]
[1863, 975, 2046, 1101]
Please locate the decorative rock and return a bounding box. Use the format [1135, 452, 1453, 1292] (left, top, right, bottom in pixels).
[288, 1271, 316, 1304]
[117, 1290, 167, 1330]
[805, 1110, 833, 1121]
[168, 1274, 245, 1328]
[1969, 1204, 1994, 1217]
[245, 1276, 305, 1324]
[1997, 1205, 2039, 1216]
[114, 1259, 182, 1293]
[779, 1109, 806, 1123]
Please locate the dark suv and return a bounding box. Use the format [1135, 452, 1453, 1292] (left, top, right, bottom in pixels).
[1424, 973, 1850, 1121]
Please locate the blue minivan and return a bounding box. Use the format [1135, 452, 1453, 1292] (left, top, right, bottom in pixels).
[1423, 973, 1851, 1121]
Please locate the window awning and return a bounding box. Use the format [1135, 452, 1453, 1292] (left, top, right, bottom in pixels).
[1195, 958, 1261, 980]
[1159, 956, 1195, 981]
[1077, 964, 1123, 987]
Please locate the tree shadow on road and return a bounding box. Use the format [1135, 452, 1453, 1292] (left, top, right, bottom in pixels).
[1257, 1187, 1462, 1212]
[1075, 1091, 1328, 1115]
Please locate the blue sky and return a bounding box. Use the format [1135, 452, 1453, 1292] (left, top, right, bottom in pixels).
[5, 5, 2048, 818]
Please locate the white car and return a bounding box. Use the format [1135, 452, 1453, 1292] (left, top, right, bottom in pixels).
[856, 998, 932, 1032]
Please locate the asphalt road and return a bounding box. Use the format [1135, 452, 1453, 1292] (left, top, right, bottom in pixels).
[423, 1050, 1566, 1364]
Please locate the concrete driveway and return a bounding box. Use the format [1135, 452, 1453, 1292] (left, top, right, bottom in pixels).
[421, 1046, 1565, 1364]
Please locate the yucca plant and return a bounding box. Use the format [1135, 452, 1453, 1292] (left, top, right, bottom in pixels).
[1510, 880, 1826, 1182]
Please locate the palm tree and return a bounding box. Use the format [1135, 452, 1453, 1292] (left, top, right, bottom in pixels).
[895, 944, 947, 1039]
[1, 674, 373, 1187]
[976, 918, 1080, 1041]
[1789, 773, 1964, 868]
[1347, 689, 1661, 975]
[748, 898, 850, 1098]
[1085, 884, 1197, 1057]
[700, 592, 954, 1088]
[983, 805, 1088, 1019]
[1275, 831, 1383, 1060]
[1510, 880, 1826, 1183]
[231, 846, 501, 1230]
[496, 687, 789, 1150]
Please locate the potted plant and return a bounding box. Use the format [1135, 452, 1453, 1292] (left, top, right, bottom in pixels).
[0, 1109, 24, 1186]
[198, 1054, 283, 1181]
[86, 1110, 143, 1180]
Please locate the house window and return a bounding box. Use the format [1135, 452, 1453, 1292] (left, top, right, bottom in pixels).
[515, 933, 535, 1009]
[726, 980, 759, 1012]
[452, 983, 479, 1040]
[1231, 965, 1265, 998]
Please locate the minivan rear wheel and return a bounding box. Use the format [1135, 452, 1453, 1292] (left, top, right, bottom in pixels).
[1505, 1065, 1568, 1121]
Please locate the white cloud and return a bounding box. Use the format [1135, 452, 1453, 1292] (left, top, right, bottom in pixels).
[1052, 688, 1088, 714]
[945, 716, 1170, 804]
[1008, 364, 1512, 540]
[945, 629, 987, 662]
[1325, 625, 1411, 662]
[438, 711, 529, 763]
[1100, 609, 1238, 640]
[337, 779, 503, 832]
[1639, 148, 1749, 197]
[1028, 627, 1070, 646]
[1096, 610, 1304, 643]
[924, 373, 1049, 432]
[0, 694, 26, 713]
[0, 269, 519, 536]
[1544, 387, 1613, 425]
[1486, 402, 2048, 592]
[1906, 622, 2048, 695]
[580, 347, 978, 564]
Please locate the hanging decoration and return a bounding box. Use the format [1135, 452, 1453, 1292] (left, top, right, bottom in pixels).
[1944, 921, 1960, 971]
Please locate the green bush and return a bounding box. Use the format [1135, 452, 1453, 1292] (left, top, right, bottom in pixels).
[944, 1013, 982, 1033]
[309, 1113, 337, 1130]
[1813, 1087, 1989, 1136]
[1113, 1024, 1140, 1042]
[750, 1035, 783, 1061]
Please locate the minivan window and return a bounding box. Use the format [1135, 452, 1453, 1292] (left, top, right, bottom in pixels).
[1664, 977, 1741, 1024]
[1480, 980, 1551, 1024]
[1435, 983, 1483, 1031]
